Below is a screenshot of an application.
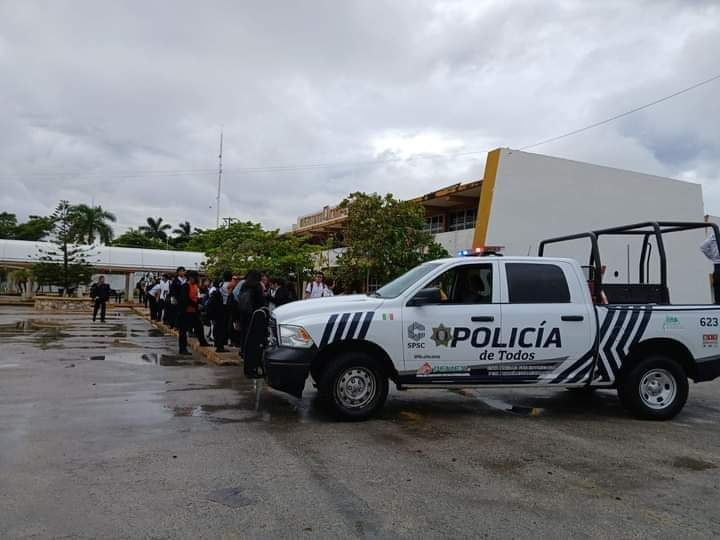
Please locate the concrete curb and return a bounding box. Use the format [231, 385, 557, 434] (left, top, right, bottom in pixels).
[130, 306, 242, 367]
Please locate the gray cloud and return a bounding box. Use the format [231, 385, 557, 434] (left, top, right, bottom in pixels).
[1, 0, 719, 235]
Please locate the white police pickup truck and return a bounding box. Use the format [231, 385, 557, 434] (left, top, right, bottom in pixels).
[262, 222, 720, 420]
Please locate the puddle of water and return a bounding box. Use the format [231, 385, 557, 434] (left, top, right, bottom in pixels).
[672, 456, 717, 471]
[172, 404, 260, 424]
[168, 379, 329, 425]
[88, 352, 203, 367]
[207, 487, 254, 508]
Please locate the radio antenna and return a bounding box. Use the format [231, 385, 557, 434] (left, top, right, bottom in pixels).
[215, 128, 224, 228]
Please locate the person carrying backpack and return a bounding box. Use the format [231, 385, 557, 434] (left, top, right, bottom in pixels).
[236, 270, 265, 355]
[206, 279, 227, 353]
[304, 271, 333, 299]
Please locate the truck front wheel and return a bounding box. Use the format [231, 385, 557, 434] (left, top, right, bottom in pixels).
[617, 355, 688, 420]
[318, 352, 389, 420]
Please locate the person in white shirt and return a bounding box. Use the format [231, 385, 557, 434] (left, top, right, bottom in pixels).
[147, 279, 163, 321]
[701, 230, 720, 304]
[305, 272, 333, 299]
[159, 275, 170, 300]
[158, 275, 170, 322]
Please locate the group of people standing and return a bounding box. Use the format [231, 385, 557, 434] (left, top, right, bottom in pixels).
[204, 270, 299, 354]
[141, 267, 320, 356]
[137, 267, 209, 354]
[93, 268, 336, 355]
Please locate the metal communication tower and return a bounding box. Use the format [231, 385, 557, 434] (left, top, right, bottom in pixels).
[215, 129, 223, 228]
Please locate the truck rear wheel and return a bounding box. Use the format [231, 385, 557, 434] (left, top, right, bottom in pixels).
[617, 354, 688, 420]
[318, 352, 389, 420]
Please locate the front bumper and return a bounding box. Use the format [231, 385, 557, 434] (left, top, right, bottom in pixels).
[264, 345, 318, 398]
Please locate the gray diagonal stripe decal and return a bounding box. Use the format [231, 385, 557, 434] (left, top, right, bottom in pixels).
[603, 309, 628, 378]
[332, 312, 351, 343]
[630, 306, 652, 347]
[616, 308, 641, 361]
[319, 313, 339, 348]
[345, 312, 363, 340]
[357, 312, 374, 339]
[595, 309, 616, 382]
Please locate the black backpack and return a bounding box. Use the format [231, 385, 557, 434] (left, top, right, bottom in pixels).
[237, 288, 255, 319]
[206, 289, 222, 319]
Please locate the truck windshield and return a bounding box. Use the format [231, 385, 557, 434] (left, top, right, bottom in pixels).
[371, 263, 442, 298]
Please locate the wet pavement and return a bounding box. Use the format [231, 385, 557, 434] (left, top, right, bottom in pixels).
[1, 306, 720, 538]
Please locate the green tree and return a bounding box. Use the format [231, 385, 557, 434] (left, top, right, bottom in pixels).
[171, 220, 196, 249]
[69, 204, 117, 244]
[199, 221, 320, 286]
[173, 221, 192, 238]
[336, 192, 448, 291]
[111, 228, 167, 249]
[8, 268, 32, 295]
[13, 215, 55, 241]
[0, 212, 55, 241]
[139, 217, 171, 241]
[0, 212, 18, 239]
[32, 201, 95, 295]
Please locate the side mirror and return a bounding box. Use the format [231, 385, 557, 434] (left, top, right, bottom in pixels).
[408, 287, 442, 306]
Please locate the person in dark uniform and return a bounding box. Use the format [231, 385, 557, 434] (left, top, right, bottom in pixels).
[91, 275, 111, 323]
[236, 270, 265, 354]
[166, 266, 186, 329]
[177, 271, 209, 355]
[269, 277, 294, 310]
[207, 279, 227, 352]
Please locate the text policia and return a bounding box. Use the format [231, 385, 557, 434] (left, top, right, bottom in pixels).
[412, 321, 562, 362]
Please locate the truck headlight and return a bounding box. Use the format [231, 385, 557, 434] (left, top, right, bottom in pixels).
[279, 324, 314, 348]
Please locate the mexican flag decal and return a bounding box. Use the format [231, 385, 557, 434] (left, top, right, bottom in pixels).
[382, 313, 395, 321]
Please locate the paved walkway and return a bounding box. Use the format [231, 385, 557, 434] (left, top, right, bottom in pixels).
[2, 306, 720, 538]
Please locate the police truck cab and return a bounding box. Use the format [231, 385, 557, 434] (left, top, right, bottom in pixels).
[262, 222, 720, 420]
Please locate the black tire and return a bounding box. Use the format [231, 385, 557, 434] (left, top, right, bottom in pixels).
[318, 352, 389, 420]
[617, 354, 688, 420]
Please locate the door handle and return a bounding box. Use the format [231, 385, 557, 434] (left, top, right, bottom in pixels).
[561, 315, 584, 322]
[471, 316, 495, 322]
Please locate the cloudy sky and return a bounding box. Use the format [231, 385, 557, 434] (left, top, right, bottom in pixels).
[1, 0, 719, 235]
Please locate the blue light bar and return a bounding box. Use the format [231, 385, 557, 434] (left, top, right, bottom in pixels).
[457, 246, 504, 257]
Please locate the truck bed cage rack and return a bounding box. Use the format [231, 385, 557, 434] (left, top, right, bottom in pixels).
[538, 221, 720, 305]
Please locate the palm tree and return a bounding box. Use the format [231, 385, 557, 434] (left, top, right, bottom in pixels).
[69, 204, 116, 244]
[173, 221, 192, 239]
[171, 220, 194, 249]
[139, 217, 172, 241]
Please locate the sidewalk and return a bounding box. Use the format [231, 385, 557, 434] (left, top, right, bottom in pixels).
[130, 306, 242, 366]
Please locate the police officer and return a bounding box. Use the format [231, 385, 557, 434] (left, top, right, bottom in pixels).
[91, 275, 111, 322]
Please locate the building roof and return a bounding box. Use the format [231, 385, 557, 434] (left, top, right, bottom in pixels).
[0, 239, 205, 273]
[409, 180, 482, 207]
[288, 179, 483, 236]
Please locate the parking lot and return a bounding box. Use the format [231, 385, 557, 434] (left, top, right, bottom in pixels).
[1, 306, 719, 539]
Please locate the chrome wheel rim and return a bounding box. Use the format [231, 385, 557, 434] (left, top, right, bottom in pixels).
[335, 367, 376, 409]
[639, 369, 677, 410]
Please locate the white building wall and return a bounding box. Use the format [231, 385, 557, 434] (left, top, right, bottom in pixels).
[485, 149, 711, 303]
[433, 229, 475, 255]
